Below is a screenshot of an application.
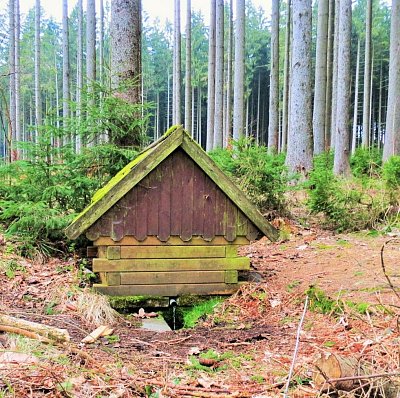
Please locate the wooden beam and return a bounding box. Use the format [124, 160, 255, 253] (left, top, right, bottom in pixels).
[93, 236, 250, 246]
[93, 257, 250, 272]
[120, 271, 225, 285]
[94, 283, 243, 296]
[120, 245, 226, 259]
[107, 246, 121, 260]
[224, 270, 238, 284]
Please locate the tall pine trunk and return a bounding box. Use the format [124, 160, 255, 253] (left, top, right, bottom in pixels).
[15, 0, 21, 150]
[173, 0, 181, 125]
[362, 0, 372, 148]
[383, 0, 400, 160]
[86, 0, 96, 109]
[281, 0, 291, 152]
[224, 0, 233, 146]
[213, 0, 224, 148]
[268, 0, 279, 151]
[333, 0, 351, 176]
[9, 0, 16, 160]
[330, 0, 339, 149]
[286, 0, 313, 175]
[76, 0, 83, 152]
[184, 0, 192, 134]
[206, 0, 216, 151]
[313, 0, 329, 154]
[351, 39, 360, 154]
[232, 0, 245, 140]
[62, 0, 70, 142]
[34, 0, 41, 139]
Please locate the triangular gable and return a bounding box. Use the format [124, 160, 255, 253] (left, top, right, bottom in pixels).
[65, 126, 278, 241]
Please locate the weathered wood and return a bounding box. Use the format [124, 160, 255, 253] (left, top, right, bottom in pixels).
[314, 352, 367, 391]
[225, 202, 237, 242]
[203, 174, 216, 241]
[147, 167, 160, 235]
[0, 314, 70, 343]
[65, 126, 184, 240]
[225, 245, 240, 257]
[81, 325, 114, 344]
[181, 158, 194, 241]
[181, 133, 278, 241]
[125, 189, 137, 236]
[94, 282, 244, 296]
[107, 272, 121, 286]
[87, 246, 98, 257]
[120, 271, 226, 285]
[93, 257, 250, 272]
[107, 246, 121, 260]
[135, 183, 148, 241]
[158, 155, 172, 242]
[120, 245, 226, 259]
[94, 236, 250, 246]
[192, 163, 205, 234]
[224, 270, 238, 284]
[171, 149, 183, 236]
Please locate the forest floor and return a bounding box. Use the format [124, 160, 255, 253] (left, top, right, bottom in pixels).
[0, 223, 400, 398]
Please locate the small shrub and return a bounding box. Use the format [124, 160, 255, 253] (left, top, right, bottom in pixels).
[209, 138, 288, 214]
[350, 147, 382, 178]
[382, 156, 400, 205]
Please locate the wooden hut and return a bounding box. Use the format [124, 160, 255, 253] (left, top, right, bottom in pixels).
[65, 126, 278, 297]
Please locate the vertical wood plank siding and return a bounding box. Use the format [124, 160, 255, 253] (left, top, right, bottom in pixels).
[87, 149, 259, 242]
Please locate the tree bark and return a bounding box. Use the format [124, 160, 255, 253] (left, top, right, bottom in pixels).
[362, 0, 372, 148]
[34, 0, 41, 140]
[62, 0, 70, 136]
[224, 0, 233, 147]
[351, 39, 360, 154]
[383, 0, 400, 160]
[99, 0, 104, 86]
[76, 0, 83, 152]
[206, 0, 216, 151]
[86, 0, 96, 99]
[184, 0, 192, 134]
[9, 0, 16, 160]
[281, 0, 291, 152]
[324, 0, 334, 150]
[173, 0, 182, 125]
[15, 0, 21, 150]
[232, 0, 245, 140]
[286, 0, 313, 176]
[213, 0, 224, 148]
[313, 0, 329, 154]
[268, 0, 280, 151]
[333, 0, 351, 176]
[330, 0, 339, 150]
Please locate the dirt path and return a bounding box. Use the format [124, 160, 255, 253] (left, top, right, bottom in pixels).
[0, 228, 399, 397]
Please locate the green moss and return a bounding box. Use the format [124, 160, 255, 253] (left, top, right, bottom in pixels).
[109, 295, 168, 309]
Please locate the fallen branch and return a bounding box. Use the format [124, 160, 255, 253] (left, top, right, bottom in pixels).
[380, 239, 400, 301]
[0, 314, 70, 343]
[328, 370, 400, 383]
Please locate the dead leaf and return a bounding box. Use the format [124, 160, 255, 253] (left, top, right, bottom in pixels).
[0, 351, 39, 365]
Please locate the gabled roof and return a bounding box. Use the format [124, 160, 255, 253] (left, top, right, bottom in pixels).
[65, 126, 278, 241]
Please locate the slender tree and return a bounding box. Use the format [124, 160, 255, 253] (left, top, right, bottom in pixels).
[333, 0, 351, 176]
[206, 0, 216, 150]
[383, 0, 400, 160]
[281, 0, 291, 152]
[313, 0, 329, 154]
[184, 0, 192, 134]
[330, 0, 339, 149]
[76, 0, 83, 152]
[213, 0, 224, 147]
[224, 0, 233, 146]
[173, 0, 181, 125]
[34, 0, 41, 135]
[62, 0, 70, 126]
[286, 0, 313, 175]
[268, 0, 279, 151]
[232, 0, 245, 140]
[362, 0, 372, 148]
[15, 0, 21, 147]
[351, 39, 360, 154]
[9, 0, 16, 160]
[99, 0, 104, 86]
[86, 0, 96, 93]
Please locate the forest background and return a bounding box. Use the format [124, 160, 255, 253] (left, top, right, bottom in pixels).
[0, 0, 399, 257]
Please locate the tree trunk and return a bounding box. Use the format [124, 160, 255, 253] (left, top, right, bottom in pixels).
[377, 62, 382, 149]
[62, 0, 70, 140]
[173, 0, 182, 125]
[268, 0, 279, 151]
[213, 0, 224, 148]
[351, 39, 360, 154]
[224, 0, 233, 147]
[99, 0, 104, 86]
[86, 0, 96, 101]
[184, 0, 192, 134]
[281, 0, 291, 152]
[330, 0, 339, 150]
[15, 0, 21, 150]
[110, 0, 142, 145]
[333, 0, 351, 176]
[206, 0, 216, 151]
[313, 0, 329, 154]
[324, 0, 334, 150]
[76, 0, 83, 152]
[34, 0, 41, 141]
[383, 0, 400, 160]
[232, 0, 245, 140]
[9, 0, 16, 160]
[286, 0, 313, 176]
[362, 0, 372, 148]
